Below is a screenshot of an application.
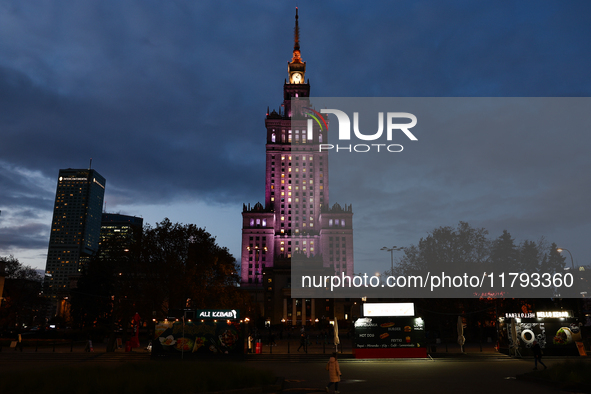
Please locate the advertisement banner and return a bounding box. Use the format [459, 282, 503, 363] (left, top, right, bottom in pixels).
[153, 320, 243, 356]
[354, 316, 425, 349]
[507, 318, 582, 356]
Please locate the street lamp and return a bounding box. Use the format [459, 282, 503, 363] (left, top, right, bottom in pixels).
[381, 246, 403, 274]
[557, 248, 575, 270]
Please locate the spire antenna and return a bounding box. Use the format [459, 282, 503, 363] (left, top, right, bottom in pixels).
[294, 7, 299, 51]
[291, 7, 302, 63]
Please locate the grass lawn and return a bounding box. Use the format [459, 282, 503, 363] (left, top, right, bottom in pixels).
[0, 360, 275, 394]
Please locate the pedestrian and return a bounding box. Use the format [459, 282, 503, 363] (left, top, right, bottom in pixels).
[247, 334, 253, 353]
[15, 333, 23, 352]
[532, 340, 547, 370]
[325, 352, 341, 393]
[84, 334, 94, 352]
[297, 333, 307, 353]
[270, 332, 276, 346]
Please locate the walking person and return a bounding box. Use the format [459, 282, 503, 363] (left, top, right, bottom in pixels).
[325, 352, 341, 393]
[297, 333, 307, 353]
[532, 340, 547, 370]
[15, 333, 24, 352]
[247, 334, 253, 353]
[269, 332, 276, 347]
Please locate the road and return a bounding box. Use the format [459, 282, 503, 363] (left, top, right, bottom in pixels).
[251, 355, 587, 393]
[0, 349, 587, 393]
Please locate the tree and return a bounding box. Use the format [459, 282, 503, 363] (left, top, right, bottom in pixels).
[488, 230, 518, 274]
[518, 240, 541, 273]
[0, 255, 44, 331]
[70, 218, 241, 347]
[140, 218, 240, 315]
[539, 242, 566, 274]
[1, 255, 41, 280]
[396, 222, 489, 276]
[69, 246, 121, 330]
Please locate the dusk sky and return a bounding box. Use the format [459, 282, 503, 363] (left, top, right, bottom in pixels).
[1, 1, 590, 275]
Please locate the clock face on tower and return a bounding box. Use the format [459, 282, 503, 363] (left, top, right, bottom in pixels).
[291, 72, 302, 84]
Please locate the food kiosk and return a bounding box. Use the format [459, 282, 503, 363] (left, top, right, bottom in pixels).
[354, 303, 427, 358]
[152, 309, 244, 357]
[499, 310, 584, 356]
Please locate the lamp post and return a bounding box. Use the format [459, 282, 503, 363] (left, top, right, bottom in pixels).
[381, 246, 403, 274]
[557, 248, 584, 315]
[557, 248, 575, 270]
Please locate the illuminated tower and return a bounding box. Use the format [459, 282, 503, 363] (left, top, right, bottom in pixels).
[241, 9, 354, 286]
[44, 168, 106, 299]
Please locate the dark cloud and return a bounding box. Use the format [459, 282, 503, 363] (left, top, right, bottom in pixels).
[0, 222, 49, 250]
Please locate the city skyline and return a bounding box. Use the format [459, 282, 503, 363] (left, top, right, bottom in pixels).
[1, 1, 591, 275]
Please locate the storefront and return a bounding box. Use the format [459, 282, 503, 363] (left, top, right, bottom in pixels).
[498, 310, 584, 356]
[353, 303, 427, 358]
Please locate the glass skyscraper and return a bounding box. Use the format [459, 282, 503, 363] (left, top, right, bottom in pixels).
[44, 168, 106, 299]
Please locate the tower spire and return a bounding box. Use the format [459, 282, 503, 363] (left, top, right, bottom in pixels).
[287, 7, 306, 85]
[292, 7, 302, 63]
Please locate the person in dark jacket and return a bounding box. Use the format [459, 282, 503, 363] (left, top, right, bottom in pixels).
[297, 333, 307, 353]
[532, 340, 547, 370]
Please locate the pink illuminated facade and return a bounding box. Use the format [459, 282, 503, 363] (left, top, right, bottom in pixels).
[240, 9, 354, 299]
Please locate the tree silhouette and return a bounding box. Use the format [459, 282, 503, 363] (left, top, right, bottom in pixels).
[489, 230, 518, 274]
[0, 255, 44, 330]
[396, 222, 489, 276]
[70, 218, 241, 331]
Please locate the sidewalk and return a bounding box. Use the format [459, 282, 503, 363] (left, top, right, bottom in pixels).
[251, 336, 499, 355]
[0, 340, 149, 354]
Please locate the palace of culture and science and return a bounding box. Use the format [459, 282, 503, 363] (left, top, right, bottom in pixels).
[240, 9, 355, 325]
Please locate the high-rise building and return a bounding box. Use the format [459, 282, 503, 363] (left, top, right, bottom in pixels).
[99, 213, 143, 256]
[240, 9, 354, 324]
[44, 168, 106, 299]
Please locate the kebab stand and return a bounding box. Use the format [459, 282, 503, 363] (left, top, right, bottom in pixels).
[354, 303, 427, 358]
[152, 309, 244, 358]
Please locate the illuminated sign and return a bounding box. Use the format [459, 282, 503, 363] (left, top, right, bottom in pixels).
[354, 317, 425, 349]
[196, 309, 239, 320]
[59, 177, 88, 182]
[363, 303, 414, 317]
[505, 313, 535, 318]
[93, 178, 105, 189]
[536, 311, 570, 318]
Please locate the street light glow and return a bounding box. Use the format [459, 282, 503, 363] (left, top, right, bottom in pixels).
[556, 247, 575, 270]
